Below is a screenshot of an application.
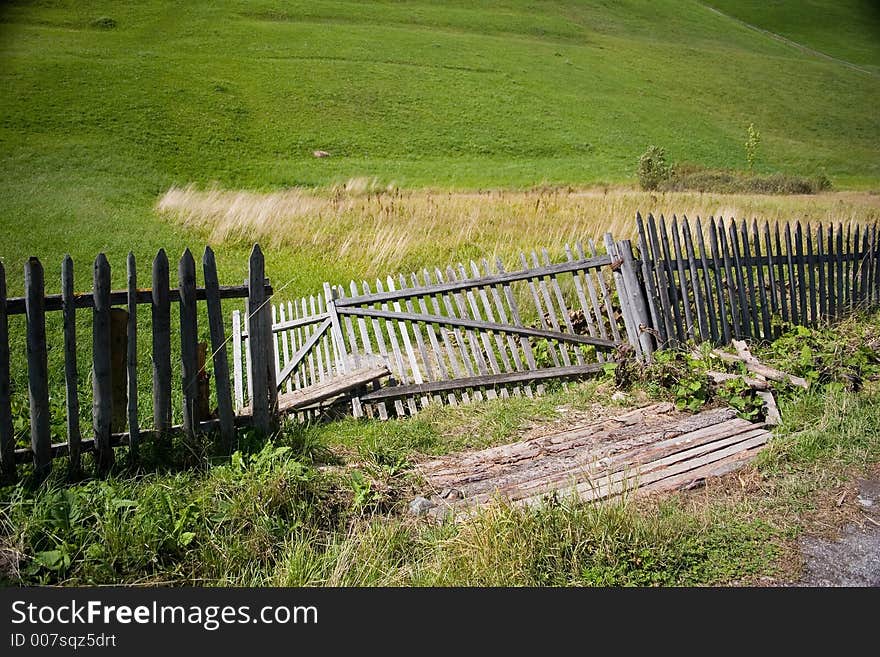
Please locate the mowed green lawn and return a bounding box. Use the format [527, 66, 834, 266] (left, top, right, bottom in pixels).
[0, 0, 878, 297]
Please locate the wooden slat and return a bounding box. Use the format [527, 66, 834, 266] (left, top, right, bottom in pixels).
[495, 258, 542, 395]
[718, 217, 742, 338]
[682, 218, 709, 341]
[61, 255, 81, 475]
[340, 286, 363, 370]
[0, 263, 13, 482]
[835, 222, 844, 319]
[468, 261, 515, 396]
[323, 283, 349, 377]
[152, 249, 172, 442]
[203, 246, 236, 451]
[278, 304, 293, 393]
[827, 224, 836, 319]
[275, 365, 390, 414]
[247, 245, 271, 433]
[844, 222, 852, 309]
[739, 219, 761, 338]
[24, 258, 51, 479]
[708, 218, 731, 344]
[858, 225, 870, 307]
[636, 213, 666, 345]
[562, 246, 604, 360]
[276, 318, 330, 390]
[762, 222, 779, 318]
[387, 277, 430, 407]
[446, 265, 496, 400]
[729, 219, 752, 338]
[750, 220, 771, 339]
[805, 223, 818, 325]
[92, 254, 114, 475]
[604, 236, 641, 358]
[670, 217, 696, 341]
[354, 281, 389, 417]
[541, 249, 585, 366]
[179, 249, 199, 440]
[479, 259, 528, 395]
[658, 215, 685, 342]
[784, 222, 799, 325]
[232, 310, 244, 411]
[816, 223, 827, 320]
[528, 251, 573, 366]
[375, 280, 416, 414]
[126, 253, 139, 459]
[459, 263, 508, 382]
[645, 214, 675, 342]
[584, 239, 624, 343]
[362, 280, 403, 414]
[335, 255, 611, 308]
[695, 217, 720, 343]
[423, 269, 469, 405]
[412, 271, 457, 405]
[358, 363, 605, 402]
[517, 254, 561, 368]
[795, 222, 808, 325]
[774, 223, 789, 324]
[313, 296, 328, 381]
[870, 224, 879, 305]
[618, 239, 654, 358]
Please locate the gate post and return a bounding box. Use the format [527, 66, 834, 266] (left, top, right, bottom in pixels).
[323, 282, 349, 374]
[247, 245, 278, 434]
[618, 240, 655, 360]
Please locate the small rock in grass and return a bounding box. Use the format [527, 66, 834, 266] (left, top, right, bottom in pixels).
[313, 150, 330, 158]
[409, 496, 436, 516]
[440, 488, 463, 501]
[611, 391, 627, 403]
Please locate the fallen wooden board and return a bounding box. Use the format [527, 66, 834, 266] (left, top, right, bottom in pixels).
[243, 364, 389, 416]
[417, 404, 772, 521]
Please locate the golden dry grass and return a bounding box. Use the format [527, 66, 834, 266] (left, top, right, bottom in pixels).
[157, 181, 880, 276]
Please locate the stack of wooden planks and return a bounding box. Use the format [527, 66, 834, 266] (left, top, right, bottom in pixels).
[416, 402, 771, 520]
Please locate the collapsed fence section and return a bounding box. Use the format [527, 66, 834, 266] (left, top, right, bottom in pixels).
[234, 241, 646, 420]
[638, 214, 880, 346]
[0, 246, 274, 482]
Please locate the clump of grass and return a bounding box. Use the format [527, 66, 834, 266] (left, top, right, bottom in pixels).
[660, 164, 833, 195]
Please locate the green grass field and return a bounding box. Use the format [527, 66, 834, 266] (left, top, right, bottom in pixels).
[1, 1, 879, 296]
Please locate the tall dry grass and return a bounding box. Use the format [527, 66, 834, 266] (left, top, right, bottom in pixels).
[157, 181, 880, 276]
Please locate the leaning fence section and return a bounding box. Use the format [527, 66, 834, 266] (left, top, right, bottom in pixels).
[0, 246, 275, 483]
[237, 241, 645, 420]
[637, 214, 880, 347]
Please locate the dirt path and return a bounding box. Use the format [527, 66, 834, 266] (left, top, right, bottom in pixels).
[796, 475, 880, 586]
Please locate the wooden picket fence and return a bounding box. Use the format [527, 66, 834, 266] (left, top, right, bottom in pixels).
[4, 214, 879, 481]
[0, 246, 274, 483]
[637, 214, 880, 346]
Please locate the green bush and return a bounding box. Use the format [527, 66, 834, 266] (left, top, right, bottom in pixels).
[637, 145, 671, 191]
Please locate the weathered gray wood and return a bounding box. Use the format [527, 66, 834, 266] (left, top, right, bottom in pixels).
[718, 217, 742, 339]
[528, 251, 573, 367]
[870, 224, 879, 305]
[762, 222, 779, 318]
[0, 263, 13, 482]
[805, 224, 818, 324]
[375, 280, 417, 413]
[178, 249, 199, 440]
[775, 223, 789, 324]
[334, 255, 611, 308]
[618, 239, 654, 358]
[23, 258, 51, 479]
[816, 224, 827, 320]
[540, 249, 585, 366]
[473, 261, 515, 374]
[645, 214, 675, 342]
[275, 365, 390, 413]
[794, 222, 807, 325]
[203, 246, 236, 451]
[835, 223, 844, 319]
[494, 258, 542, 394]
[844, 222, 852, 309]
[423, 270, 469, 405]
[151, 249, 172, 441]
[446, 266, 496, 400]
[232, 310, 244, 411]
[583, 240, 623, 343]
[387, 277, 430, 407]
[708, 218, 731, 344]
[751, 221, 771, 339]
[563, 246, 605, 360]
[92, 254, 114, 475]
[247, 245, 272, 433]
[339, 287, 362, 369]
[636, 213, 666, 344]
[658, 215, 685, 342]
[276, 318, 330, 390]
[412, 271, 457, 405]
[277, 304, 293, 393]
[312, 296, 328, 381]
[695, 217, 720, 343]
[670, 217, 696, 341]
[517, 254, 561, 368]
[362, 281, 403, 414]
[739, 219, 760, 338]
[681, 218, 709, 342]
[323, 283, 349, 377]
[729, 219, 752, 338]
[358, 363, 605, 402]
[467, 262, 515, 397]
[125, 253, 138, 459]
[479, 260, 527, 396]
[271, 305, 282, 384]
[858, 225, 869, 307]
[60, 256, 81, 475]
[731, 339, 809, 388]
[604, 235, 641, 358]
[827, 224, 836, 319]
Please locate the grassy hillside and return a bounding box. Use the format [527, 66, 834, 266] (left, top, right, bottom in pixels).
[0, 0, 878, 290]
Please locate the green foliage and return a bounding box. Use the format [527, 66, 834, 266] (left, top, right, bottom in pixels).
[659, 163, 832, 195]
[745, 123, 761, 172]
[637, 145, 671, 191]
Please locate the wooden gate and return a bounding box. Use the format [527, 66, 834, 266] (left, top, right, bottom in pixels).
[234, 238, 649, 420]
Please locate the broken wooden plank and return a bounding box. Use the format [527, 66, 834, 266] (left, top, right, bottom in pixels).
[271, 365, 389, 414]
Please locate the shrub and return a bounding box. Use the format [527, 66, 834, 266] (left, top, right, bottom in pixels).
[637, 145, 671, 191]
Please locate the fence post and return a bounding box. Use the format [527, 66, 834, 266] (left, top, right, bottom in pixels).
[126, 253, 139, 460]
[247, 245, 277, 433]
[0, 263, 14, 483]
[618, 239, 655, 360]
[603, 234, 643, 361]
[178, 249, 199, 440]
[25, 257, 51, 480]
[152, 249, 172, 444]
[323, 282, 349, 374]
[203, 246, 236, 452]
[92, 253, 114, 475]
[61, 255, 82, 476]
